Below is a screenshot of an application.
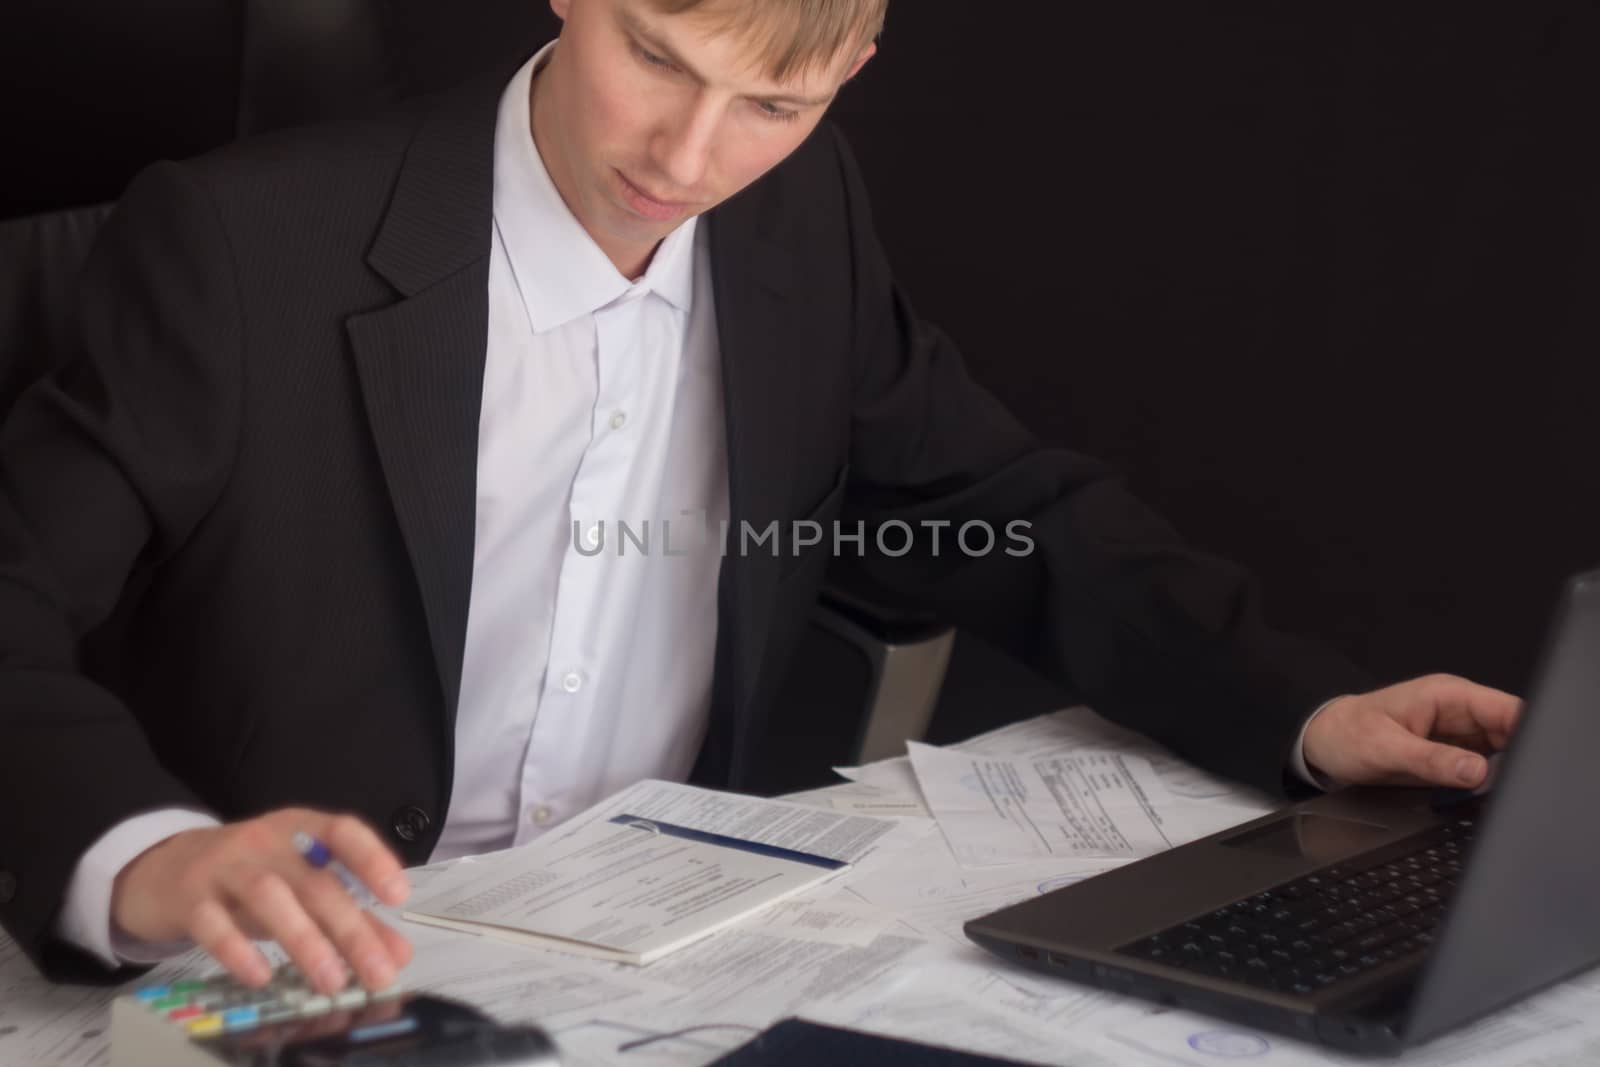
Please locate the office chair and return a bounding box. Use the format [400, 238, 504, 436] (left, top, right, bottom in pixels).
[0, 206, 113, 420]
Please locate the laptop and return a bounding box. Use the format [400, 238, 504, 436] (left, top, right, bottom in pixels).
[965, 569, 1600, 1053]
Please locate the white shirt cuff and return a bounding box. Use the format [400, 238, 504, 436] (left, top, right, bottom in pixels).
[1289, 698, 1345, 791]
[57, 808, 222, 969]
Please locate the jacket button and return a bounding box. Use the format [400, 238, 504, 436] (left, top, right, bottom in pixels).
[0, 871, 16, 905]
[392, 806, 431, 843]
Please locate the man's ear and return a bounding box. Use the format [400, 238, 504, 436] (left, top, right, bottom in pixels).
[551, 0, 572, 22]
[845, 40, 878, 81]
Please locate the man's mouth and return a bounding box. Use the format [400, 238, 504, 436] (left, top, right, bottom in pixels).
[616, 169, 690, 222]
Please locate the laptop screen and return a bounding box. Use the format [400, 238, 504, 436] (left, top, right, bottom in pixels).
[1404, 571, 1600, 1042]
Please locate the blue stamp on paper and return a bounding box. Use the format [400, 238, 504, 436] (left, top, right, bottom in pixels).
[1187, 1031, 1270, 1057]
[1036, 874, 1089, 895]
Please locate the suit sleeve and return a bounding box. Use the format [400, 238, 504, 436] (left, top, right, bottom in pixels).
[0, 161, 242, 978]
[826, 124, 1373, 796]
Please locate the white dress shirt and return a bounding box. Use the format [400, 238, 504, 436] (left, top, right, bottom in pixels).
[55, 41, 1333, 967]
[438, 42, 727, 859]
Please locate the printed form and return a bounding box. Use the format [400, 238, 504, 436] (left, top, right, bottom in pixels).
[907, 741, 1183, 867]
[404, 780, 905, 964]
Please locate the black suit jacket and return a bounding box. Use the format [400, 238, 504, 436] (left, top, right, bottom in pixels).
[0, 61, 1372, 978]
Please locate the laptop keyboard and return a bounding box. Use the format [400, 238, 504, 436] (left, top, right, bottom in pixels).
[1116, 817, 1476, 997]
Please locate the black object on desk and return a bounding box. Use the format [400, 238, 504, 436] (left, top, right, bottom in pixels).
[710, 1019, 1034, 1066]
[111, 971, 558, 1067]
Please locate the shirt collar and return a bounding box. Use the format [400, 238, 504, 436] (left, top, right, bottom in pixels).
[492, 41, 698, 333]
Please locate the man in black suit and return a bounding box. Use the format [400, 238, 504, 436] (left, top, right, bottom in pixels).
[0, 0, 1520, 992]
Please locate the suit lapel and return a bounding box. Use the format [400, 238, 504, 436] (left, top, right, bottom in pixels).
[344, 67, 510, 732]
[703, 197, 797, 784]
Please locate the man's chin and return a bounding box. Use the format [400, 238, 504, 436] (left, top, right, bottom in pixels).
[597, 199, 676, 244]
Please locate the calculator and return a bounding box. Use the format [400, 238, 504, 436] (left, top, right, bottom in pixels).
[110, 964, 559, 1066]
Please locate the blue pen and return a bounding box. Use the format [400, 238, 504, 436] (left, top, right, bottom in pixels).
[293, 831, 378, 909]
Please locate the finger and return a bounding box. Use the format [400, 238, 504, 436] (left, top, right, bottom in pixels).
[188, 897, 273, 988]
[365, 912, 414, 973]
[1374, 724, 1489, 787]
[1479, 692, 1525, 747]
[318, 814, 410, 907]
[296, 869, 400, 991]
[226, 869, 348, 994]
[1428, 676, 1524, 743]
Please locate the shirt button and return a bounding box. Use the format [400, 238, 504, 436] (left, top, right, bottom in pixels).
[609, 411, 627, 430]
[560, 671, 583, 693]
[530, 806, 555, 826]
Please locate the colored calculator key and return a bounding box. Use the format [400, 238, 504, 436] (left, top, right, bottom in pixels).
[111, 963, 406, 1066]
[109, 964, 558, 1066]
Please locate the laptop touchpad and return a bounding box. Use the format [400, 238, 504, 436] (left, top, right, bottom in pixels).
[1219, 813, 1392, 864]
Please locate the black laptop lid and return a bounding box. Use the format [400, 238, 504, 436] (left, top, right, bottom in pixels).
[1403, 570, 1600, 1043]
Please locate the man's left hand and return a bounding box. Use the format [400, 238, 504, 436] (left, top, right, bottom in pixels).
[1302, 674, 1523, 789]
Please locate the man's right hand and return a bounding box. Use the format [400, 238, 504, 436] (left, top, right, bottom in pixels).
[110, 808, 413, 993]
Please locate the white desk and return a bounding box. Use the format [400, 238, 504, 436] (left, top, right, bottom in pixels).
[5, 707, 1599, 1067]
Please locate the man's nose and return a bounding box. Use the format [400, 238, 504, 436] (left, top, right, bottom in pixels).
[652, 101, 719, 192]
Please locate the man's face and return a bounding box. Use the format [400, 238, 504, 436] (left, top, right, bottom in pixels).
[539, 0, 874, 269]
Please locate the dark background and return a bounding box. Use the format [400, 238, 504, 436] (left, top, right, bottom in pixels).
[4, 0, 1597, 697]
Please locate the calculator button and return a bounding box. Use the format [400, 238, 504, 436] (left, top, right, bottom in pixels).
[333, 988, 369, 1009]
[186, 1015, 224, 1037]
[222, 1007, 261, 1032]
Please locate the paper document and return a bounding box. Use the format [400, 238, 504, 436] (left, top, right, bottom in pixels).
[849, 851, 1118, 948]
[407, 814, 843, 964]
[581, 778, 903, 863]
[743, 893, 897, 946]
[907, 741, 1182, 867]
[790, 777, 932, 819]
[1093, 985, 1600, 1067]
[406, 780, 901, 964]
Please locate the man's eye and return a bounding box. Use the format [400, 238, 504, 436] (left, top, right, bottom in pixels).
[756, 102, 799, 123]
[635, 44, 675, 70]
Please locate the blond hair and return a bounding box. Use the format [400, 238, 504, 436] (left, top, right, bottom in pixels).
[646, 0, 888, 81]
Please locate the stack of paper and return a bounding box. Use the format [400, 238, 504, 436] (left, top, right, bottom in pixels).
[404, 780, 900, 965]
[838, 706, 1277, 872]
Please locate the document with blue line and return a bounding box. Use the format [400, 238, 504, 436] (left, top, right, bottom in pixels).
[402, 780, 903, 964]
